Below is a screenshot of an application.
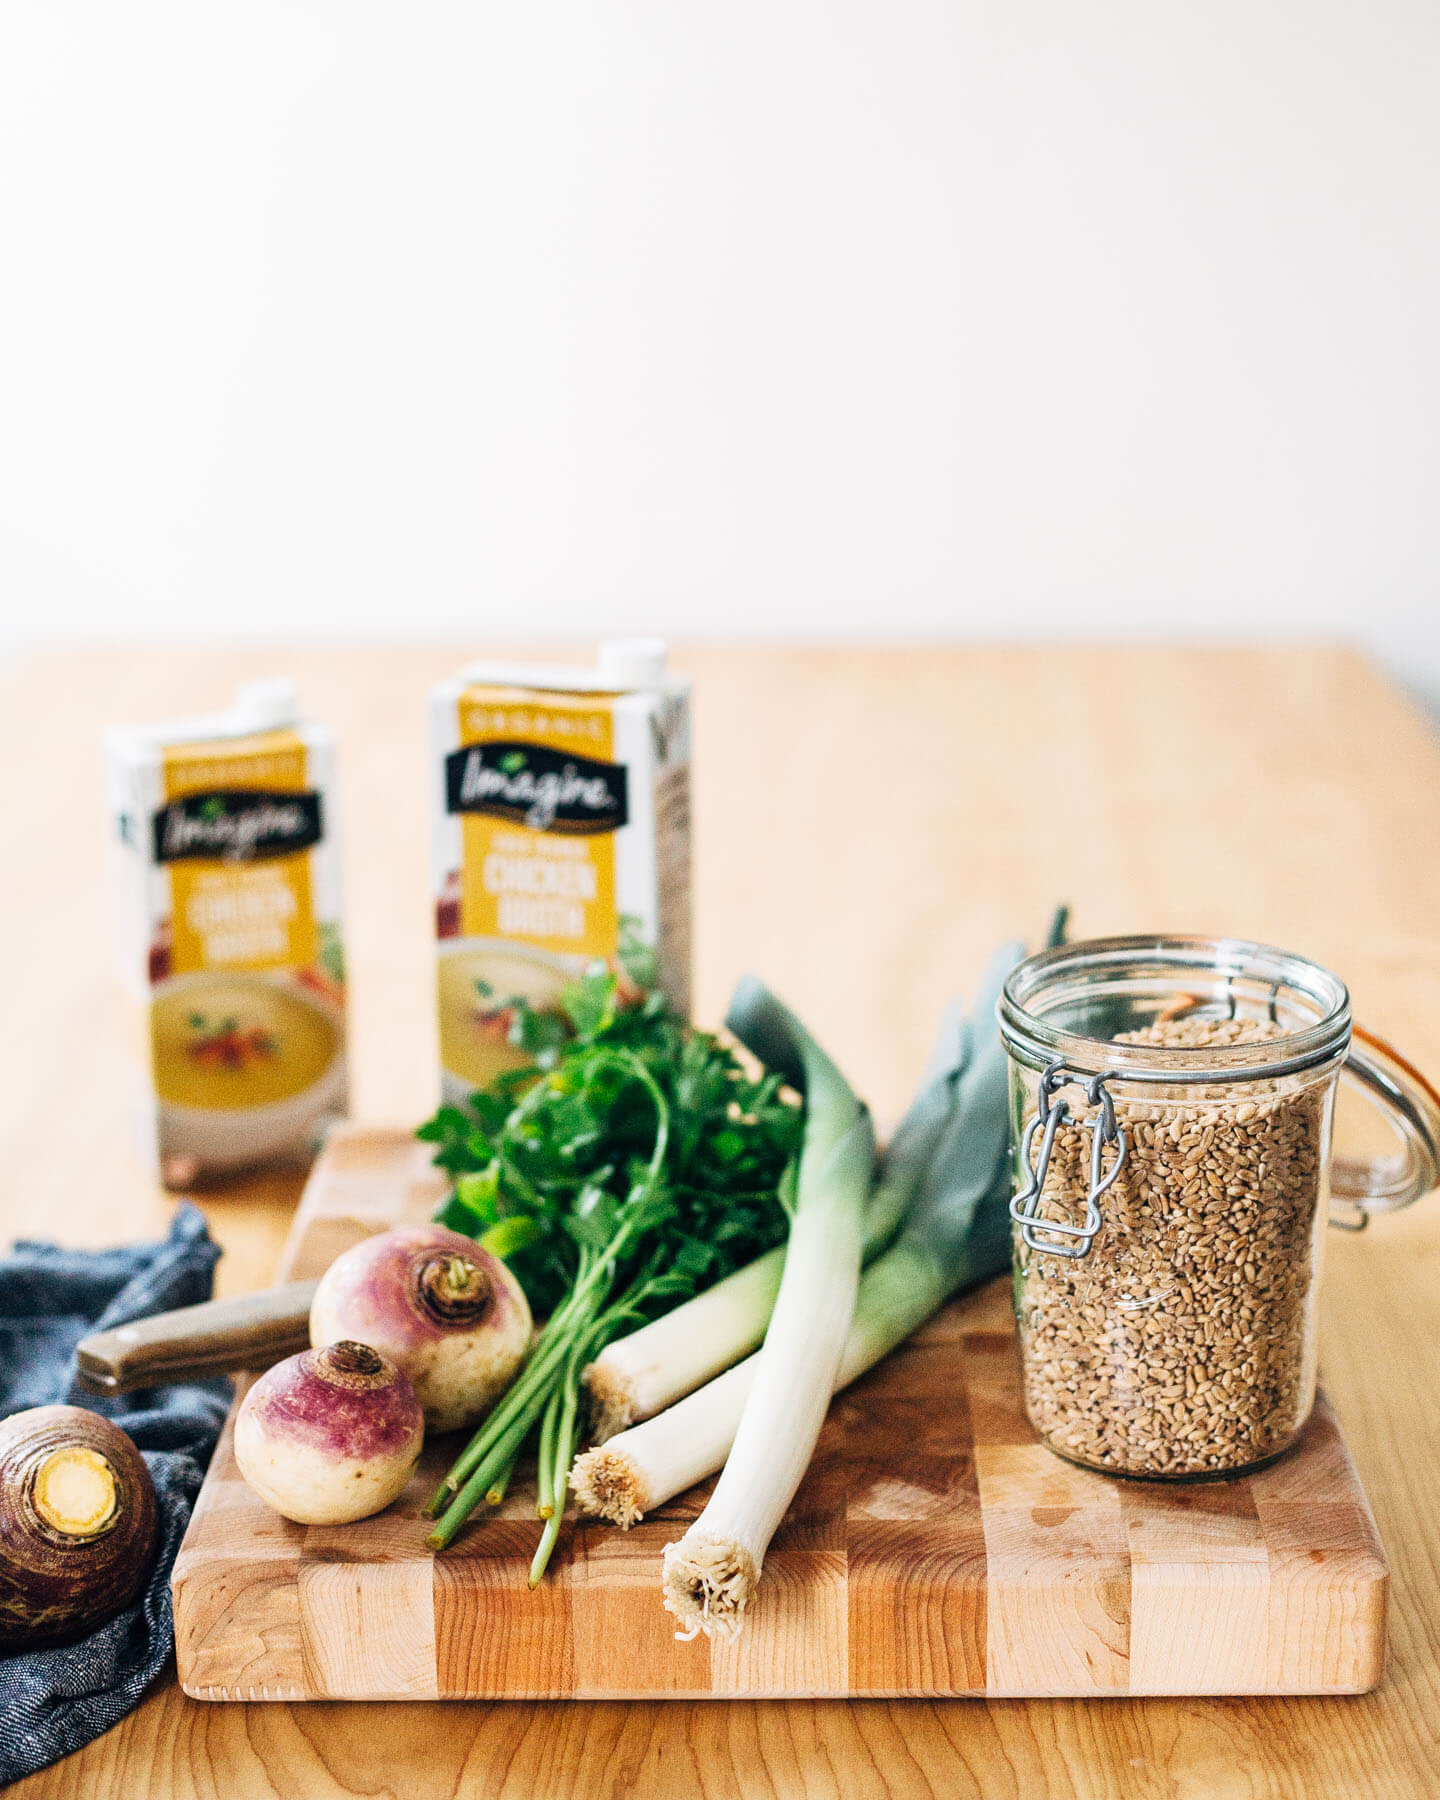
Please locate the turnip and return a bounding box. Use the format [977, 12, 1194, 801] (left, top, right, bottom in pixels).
[234, 1341, 424, 1525]
[0, 1406, 158, 1647]
[309, 1225, 531, 1433]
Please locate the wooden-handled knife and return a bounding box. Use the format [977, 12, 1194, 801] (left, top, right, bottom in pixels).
[75, 1281, 320, 1393]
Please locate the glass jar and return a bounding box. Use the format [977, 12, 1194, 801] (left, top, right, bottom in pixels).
[998, 935, 1440, 1480]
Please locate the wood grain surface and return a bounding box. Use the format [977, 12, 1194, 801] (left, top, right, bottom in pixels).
[172, 1126, 1389, 1702]
[4, 644, 1440, 1796]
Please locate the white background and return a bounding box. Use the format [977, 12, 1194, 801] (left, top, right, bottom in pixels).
[2, 3, 1437, 700]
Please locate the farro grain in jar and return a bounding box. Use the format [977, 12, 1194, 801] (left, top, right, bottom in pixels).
[999, 937, 1440, 1481]
[1017, 1019, 1324, 1475]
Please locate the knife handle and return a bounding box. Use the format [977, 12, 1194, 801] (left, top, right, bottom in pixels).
[75, 1280, 320, 1393]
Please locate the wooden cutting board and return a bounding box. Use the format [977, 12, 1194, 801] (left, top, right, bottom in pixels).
[172, 1125, 1389, 1701]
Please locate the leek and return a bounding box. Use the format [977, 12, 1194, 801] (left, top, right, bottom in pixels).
[583, 1246, 785, 1443]
[582, 996, 971, 1439]
[573, 943, 1021, 1531]
[659, 978, 873, 1640]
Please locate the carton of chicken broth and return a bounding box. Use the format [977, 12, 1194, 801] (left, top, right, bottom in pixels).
[429, 641, 691, 1100]
[104, 679, 347, 1184]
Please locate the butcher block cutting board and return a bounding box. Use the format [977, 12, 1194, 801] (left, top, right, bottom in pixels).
[172, 1126, 1389, 1701]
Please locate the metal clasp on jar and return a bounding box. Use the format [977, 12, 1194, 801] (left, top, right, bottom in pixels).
[1009, 1060, 1128, 1259]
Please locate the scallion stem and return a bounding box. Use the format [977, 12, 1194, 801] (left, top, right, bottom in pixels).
[528, 1506, 562, 1587]
[485, 1451, 517, 1508]
[536, 1389, 561, 1519]
[426, 1407, 537, 1550]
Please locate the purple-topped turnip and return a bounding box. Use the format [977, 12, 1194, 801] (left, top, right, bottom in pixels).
[309, 1225, 531, 1433]
[234, 1341, 424, 1525]
[0, 1405, 159, 1648]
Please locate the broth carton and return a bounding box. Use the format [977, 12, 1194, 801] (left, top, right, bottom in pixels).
[429, 640, 691, 1100]
[104, 679, 347, 1184]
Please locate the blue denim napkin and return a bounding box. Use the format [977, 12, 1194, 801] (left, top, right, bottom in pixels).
[0, 1205, 230, 1788]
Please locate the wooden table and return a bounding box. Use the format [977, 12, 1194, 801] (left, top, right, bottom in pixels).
[4, 644, 1439, 1799]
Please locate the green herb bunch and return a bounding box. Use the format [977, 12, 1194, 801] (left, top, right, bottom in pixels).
[417, 950, 802, 1577]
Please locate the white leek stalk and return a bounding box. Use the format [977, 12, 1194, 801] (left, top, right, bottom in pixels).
[574, 943, 1021, 1530]
[583, 1247, 785, 1442]
[581, 997, 972, 1440]
[659, 979, 874, 1641]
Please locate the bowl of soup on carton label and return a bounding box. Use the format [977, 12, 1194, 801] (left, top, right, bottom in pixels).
[435, 939, 575, 1102]
[150, 971, 346, 1168]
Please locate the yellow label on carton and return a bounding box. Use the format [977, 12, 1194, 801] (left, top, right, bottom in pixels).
[161, 732, 318, 975]
[455, 691, 618, 959]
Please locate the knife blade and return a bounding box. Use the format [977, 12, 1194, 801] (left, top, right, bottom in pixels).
[75, 1280, 320, 1393]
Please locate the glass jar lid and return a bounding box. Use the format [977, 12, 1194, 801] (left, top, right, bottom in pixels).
[999, 934, 1353, 1086]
